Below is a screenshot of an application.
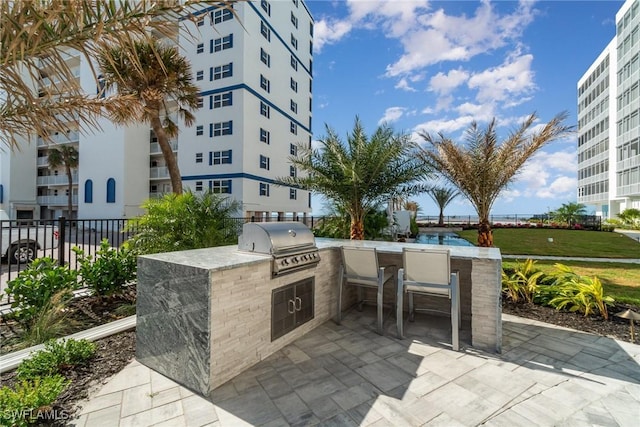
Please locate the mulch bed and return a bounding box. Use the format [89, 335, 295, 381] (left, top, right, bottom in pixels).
[502, 299, 639, 343]
[1, 294, 639, 425]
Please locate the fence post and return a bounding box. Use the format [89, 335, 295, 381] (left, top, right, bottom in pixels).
[57, 216, 66, 265]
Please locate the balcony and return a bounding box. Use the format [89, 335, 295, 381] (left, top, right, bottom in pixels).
[37, 195, 78, 206]
[36, 173, 78, 186]
[149, 167, 170, 179]
[37, 157, 49, 167]
[150, 141, 178, 154]
[37, 131, 80, 147]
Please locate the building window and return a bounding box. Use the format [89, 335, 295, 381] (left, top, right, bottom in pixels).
[290, 100, 297, 113]
[197, 18, 204, 27]
[84, 180, 93, 203]
[309, 97, 312, 112]
[196, 125, 204, 136]
[211, 121, 233, 136]
[195, 152, 203, 163]
[291, 55, 298, 71]
[291, 34, 298, 50]
[261, 21, 271, 41]
[259, 155, 270, 170]
[309, 40, 313, 55]
[290, 143, 298, 156]
[212, 8, 233, 24]
[290, 121, 297, 135]
[196, 97, 204, 109]
[260, 74, 270, 92]
[210, 150, 232, 165]
[259, 183, 270, 196]
[289, 165, 296, 177]
[212, 91, 233, 108]
[291, 12, 298, 28]
[260, 48, 271, 67]
[261, 0, 270, 15]
[310, 21, 313, 37]
[197, 43, 204, 54]
[290, 78, 298, 92]
[210, 179, 232, 194]
[292, 0, 298, 7]
[196, 70, 204, 81]
[260, 102, 270, 118]
[290, 188, 297, 200]
[260, 128, 270, 144]
[213, 34, 233, 52]
[106, 178, 116, 203]
[195, 181, 203, 191]
[212, 63, 233, 80]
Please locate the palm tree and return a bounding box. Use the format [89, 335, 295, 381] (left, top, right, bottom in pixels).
[552, 202, 587, 226]
[280, 117, 431, 240]
[98, 40, 200, 194]
[617, 208, 640, 226]
[427, 187, 459, 226]
[0, 1, 237, 149]
[48, 145, 79, 218]
[419, 112, 573, 247]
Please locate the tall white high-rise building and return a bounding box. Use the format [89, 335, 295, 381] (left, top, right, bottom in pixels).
[577, 0, 639, 218]
[1, 0, 314, 221]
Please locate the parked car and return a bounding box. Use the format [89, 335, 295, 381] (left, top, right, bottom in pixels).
[1, 222, 59, 264]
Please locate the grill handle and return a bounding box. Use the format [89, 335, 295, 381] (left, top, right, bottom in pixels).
[295, 297, 302, 311]
[288, 299, 295, 314]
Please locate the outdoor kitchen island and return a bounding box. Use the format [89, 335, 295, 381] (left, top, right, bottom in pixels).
[136, 238, 502, 397]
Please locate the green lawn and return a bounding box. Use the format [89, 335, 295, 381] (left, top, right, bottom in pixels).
[457, 228, 640, 258]
[502, 259, 640, 306]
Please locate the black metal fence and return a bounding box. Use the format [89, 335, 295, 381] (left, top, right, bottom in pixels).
[0, 215, 319, 305]
[415, 214, 602, 230]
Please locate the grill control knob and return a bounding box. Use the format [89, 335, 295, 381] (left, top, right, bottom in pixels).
[282, 259, 288, 266]
[292, 257, 299, 263]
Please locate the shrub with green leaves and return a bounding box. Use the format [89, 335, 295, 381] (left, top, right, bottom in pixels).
[73, 239, 137, 296]
[501, 259, 543, 304]
[126, 191, 241, 254]
[547, 264, 615, 320]
[5, 257, 79, 321]
[0, 375, 69, 427]
[17, 339, 96, 380]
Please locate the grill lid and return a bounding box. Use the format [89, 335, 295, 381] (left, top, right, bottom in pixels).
[238, 222, 316, 254]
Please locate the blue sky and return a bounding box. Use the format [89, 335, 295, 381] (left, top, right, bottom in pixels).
[305, 0, 623, 218]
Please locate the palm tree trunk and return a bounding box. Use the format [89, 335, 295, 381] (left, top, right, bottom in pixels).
[438, 208, 444, 227]
[477, 219, 493, 247]
[66, 166, 73, 219]
[149, 112, 183, 194]
[350, 219, 365, 240]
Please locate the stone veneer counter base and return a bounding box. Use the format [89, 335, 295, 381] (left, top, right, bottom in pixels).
[136, 239, 501, 397]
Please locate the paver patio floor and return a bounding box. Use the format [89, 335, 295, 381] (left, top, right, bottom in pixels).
[71, 309, 640, 426]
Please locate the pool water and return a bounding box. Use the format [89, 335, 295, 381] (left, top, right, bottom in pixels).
[415, 232, 475, 247]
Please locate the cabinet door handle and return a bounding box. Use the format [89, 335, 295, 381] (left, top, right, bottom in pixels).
[295, 297, 302, 311]
[288, 299, 295, 314]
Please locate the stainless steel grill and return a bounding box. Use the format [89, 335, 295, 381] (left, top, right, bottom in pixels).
[238, 222, 320, 276]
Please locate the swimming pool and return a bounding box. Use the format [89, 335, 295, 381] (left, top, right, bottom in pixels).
[415, 232, 475, 247]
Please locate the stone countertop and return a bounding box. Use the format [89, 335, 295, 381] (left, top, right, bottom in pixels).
[139, 238, 501, 272]
[315, 238, 502, 261]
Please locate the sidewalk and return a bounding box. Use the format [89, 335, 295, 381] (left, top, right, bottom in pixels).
[503, 254, 640, 264]
[69, 311, 640, 427]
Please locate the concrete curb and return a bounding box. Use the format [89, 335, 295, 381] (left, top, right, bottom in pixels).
[0, 315, 136, 374]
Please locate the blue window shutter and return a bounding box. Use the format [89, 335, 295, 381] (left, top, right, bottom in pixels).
[209, 152, 213, 165]
[229, 150, 232, 163]
[209, 96, 213, 110]
[0, 184, 3, 203]
[228, 180, 232, 194]
[106, 178, 116, 203]
[229, 63, 233, 76]
[229, 121, 233, 134]
[209, 67, 213, 81]
[209, 123, 213, 138]
[84, 180, 93, 203]
[230, 34, 234, 47]
[210, 39, 214, 53]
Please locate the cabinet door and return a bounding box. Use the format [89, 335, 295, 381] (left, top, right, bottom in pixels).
[272, 285, 295, 341]
[294, 279, 314, 326]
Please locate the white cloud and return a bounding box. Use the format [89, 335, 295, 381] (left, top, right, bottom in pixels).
[413, 115, 476, 138]
[395, 78, 417, 92]
[378, 107, 406, 125]
[429, 68, 470, 95]
[536, 176, 577, 199]
[386, 1, 537, 76]
[313, 18, 353, 53]
[467, 53, 536, 104]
